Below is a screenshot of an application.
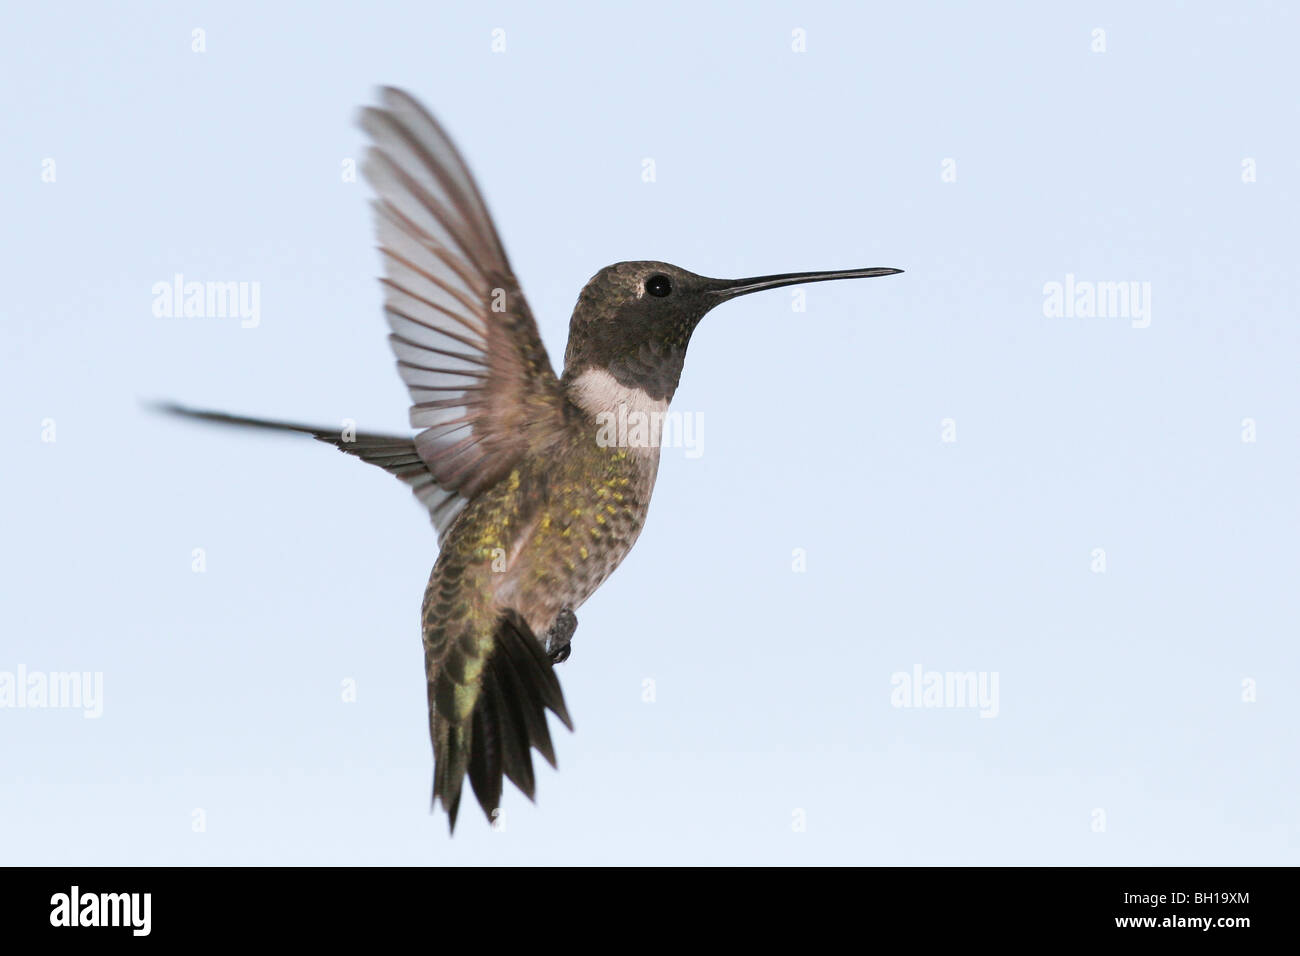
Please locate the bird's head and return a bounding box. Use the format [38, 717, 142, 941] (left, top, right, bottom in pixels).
[561, 260, 902, 406]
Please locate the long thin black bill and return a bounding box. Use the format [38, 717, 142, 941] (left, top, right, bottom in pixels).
[710, 267, 903, 299]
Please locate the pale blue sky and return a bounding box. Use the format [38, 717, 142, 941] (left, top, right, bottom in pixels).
[2, 1, 1297, 864]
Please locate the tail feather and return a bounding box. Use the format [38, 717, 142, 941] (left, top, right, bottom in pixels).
[467, 673, 505, 819]
[432, 720, 472, 831]
[488, 667, 537, 798]
[431, 610, 573, 830]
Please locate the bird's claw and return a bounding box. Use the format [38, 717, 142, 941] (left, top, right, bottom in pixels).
[545, 608, 577, 665]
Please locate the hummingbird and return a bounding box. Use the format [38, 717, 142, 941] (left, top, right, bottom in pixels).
[161, 87, 902, 830]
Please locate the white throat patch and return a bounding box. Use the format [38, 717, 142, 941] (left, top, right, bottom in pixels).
[569, 367, 669, 420]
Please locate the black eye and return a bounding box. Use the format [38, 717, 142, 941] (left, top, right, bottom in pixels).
[645, 274, 672, 297]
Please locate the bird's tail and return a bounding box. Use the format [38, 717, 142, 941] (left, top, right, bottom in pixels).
[429, 609, 573, 831]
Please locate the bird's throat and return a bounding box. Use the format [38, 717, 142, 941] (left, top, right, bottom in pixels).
[568, 367, 670, 422]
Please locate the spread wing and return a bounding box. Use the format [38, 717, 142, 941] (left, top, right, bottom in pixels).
[360, 87, 567, 499]
[151, 405, 469, 540]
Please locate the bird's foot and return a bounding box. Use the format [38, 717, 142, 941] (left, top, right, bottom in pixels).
[546, 608, 577, 665]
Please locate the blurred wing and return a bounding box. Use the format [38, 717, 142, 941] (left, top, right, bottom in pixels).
[360, 87, 566, 499]
[151, 404, 467, 540]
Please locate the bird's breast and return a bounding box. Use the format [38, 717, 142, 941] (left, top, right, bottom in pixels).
[492, 431, 659, 635]
[567, 367, 670, 460]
